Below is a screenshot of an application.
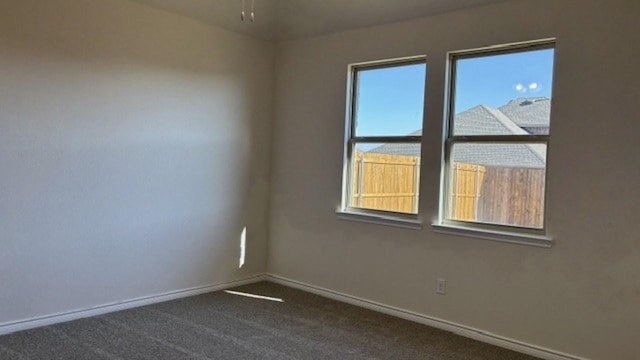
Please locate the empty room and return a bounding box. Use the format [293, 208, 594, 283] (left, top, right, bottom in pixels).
[0, 0, 638, 359]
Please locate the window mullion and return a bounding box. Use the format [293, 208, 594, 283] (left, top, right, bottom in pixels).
[351, 136, 422, 144]
[447, 135, 549, 143]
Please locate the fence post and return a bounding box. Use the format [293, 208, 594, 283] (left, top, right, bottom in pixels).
[452, 163, 458, 219]
[474, 165, 481, 220]
[358, 152, 365, 207]
[412, 157, 420, 213]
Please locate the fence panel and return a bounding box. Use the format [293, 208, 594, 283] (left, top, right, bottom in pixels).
[449, 163, 486, 221]
[352, 151, 419, 214]
[477, 166, 546, 228]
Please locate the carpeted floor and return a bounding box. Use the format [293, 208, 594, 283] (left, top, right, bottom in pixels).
[0, 282, 540, 359]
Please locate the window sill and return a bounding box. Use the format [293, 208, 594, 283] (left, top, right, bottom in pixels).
[431, 223, 553, 248]
[336, 210, 423, 230]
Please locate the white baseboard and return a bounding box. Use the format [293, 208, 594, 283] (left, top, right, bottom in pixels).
[0, 274, 266, 336]
[266, 274, 587, 360]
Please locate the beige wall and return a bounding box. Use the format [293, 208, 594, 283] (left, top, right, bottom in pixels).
[1, 0, 638, 358]
[268, 0, 640, 359]
[0, 0, 274, 324]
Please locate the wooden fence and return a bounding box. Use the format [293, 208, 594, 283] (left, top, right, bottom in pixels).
[475, 166, 546, 228]
[351, 151, 545, 228]
[351, 151, 420, 214]
[449, 163, 486, 221]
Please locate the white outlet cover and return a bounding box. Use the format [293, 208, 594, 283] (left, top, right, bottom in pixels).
[436, 278, 446, 295]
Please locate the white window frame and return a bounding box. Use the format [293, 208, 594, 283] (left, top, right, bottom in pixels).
[435, 39, 555, 244]
[338, 56, 427, 228]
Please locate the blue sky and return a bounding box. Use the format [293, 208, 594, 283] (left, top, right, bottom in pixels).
[454, 48, 554, 113]
[354, 48, 555, 137]
[355, 63, 426, 137]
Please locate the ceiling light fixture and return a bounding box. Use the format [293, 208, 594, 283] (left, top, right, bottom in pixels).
[241, 0, 255, 22]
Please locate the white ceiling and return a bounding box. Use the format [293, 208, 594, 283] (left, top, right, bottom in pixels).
[130, 0, 514, 42]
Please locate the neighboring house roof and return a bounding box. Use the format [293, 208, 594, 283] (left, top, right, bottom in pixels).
[499, 97, 550, 128]
[369, 142, 421, 157]
[453, 143, 546, 168]
[453, 105, 514, 135]
[368, 97, 550, 168]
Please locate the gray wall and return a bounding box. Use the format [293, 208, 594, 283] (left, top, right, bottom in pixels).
[0, 0, 274, 324]
[268, 1, 639, 359]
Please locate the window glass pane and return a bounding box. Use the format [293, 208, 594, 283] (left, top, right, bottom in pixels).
[354, 63, 426, 137]
[452, 48, 554, 136]
[350, 142, 421, 214]
[447, 143, 547, 229]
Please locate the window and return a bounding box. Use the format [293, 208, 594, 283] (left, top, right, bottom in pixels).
[341, 57, 427, 218]
[440, 40, 555, 232]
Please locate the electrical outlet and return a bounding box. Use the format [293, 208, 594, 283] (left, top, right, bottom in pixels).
[436, 278, 446, 295]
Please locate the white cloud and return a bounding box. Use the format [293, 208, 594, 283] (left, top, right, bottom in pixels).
[515, 83, 526, 93]
[529, 82, 540, 92]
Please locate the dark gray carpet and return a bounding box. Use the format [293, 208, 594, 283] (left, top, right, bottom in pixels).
[0, 282, 540, 359]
